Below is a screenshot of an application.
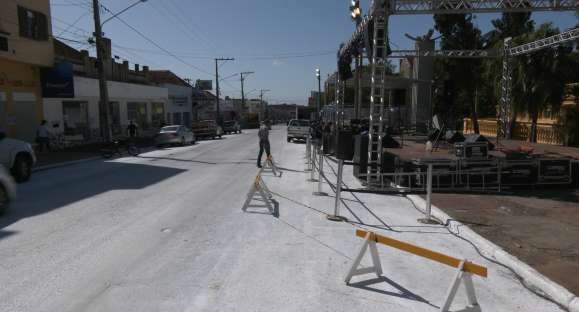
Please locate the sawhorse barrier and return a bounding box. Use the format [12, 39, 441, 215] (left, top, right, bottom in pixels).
[241, 169, 277, 216]
[263, 155, 281, 177]
[346, 229, 488, 312]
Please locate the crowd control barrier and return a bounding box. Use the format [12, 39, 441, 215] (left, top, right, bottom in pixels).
[346, 229, 488, 312]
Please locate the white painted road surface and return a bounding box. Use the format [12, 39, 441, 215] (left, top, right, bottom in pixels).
[0, 126, 563, 311]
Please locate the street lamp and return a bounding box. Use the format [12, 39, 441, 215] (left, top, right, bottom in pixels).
[316, 68, 322, 118]
[240, 71, 255, 111]
[260, 89, 270, 123]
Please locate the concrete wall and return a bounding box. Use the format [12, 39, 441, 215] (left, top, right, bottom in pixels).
[0, 0, 54, 67]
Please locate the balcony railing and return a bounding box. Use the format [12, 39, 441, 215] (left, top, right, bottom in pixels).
[463, 118, 564, 145]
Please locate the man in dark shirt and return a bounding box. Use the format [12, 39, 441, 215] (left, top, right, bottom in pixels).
[127, 120, 138, 138]
[257, 121, 271, 168]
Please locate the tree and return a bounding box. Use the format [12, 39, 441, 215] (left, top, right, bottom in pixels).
[513, 23, 570, 142]
[434, 14, 484, 132]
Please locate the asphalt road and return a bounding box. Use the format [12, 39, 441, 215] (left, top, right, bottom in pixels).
[0, 126, 563, 312]
[0, 128, 273, 312]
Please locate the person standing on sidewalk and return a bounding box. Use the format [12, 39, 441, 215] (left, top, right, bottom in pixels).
[127, 120, 138, 139]
[257, 121, 271, 168]
[35, 120, 50, 153]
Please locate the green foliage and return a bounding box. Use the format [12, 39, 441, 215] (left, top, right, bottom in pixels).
[433, 14, 484, 131]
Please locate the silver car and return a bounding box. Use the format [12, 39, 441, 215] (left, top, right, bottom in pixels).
[155, 125, 196, 146]
[0, 165, 17, 214]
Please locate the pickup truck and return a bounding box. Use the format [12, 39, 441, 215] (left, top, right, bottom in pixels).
[287, 119, 310, 142]
[191, 120, 223, 140]
[0, 132, 36, 182]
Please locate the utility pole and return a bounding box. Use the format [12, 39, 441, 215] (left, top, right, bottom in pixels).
[92, 0, 111, 141]
[240, 71, 254, 113]
[295, 104, 298, 119]
[214, 57, 234, 126]
[259, 89, 270, 123]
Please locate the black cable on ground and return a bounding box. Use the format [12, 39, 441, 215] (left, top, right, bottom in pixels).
[272, 149, 566, 310]
[321, 152, 566, 310]
[402, 193, 567, 311]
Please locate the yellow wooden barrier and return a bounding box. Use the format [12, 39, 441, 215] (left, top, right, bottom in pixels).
[356, 229, 487, 278]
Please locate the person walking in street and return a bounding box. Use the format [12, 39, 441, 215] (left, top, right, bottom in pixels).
[35, 120, 50, 153]
[257, 121, 271, 168]
[127, 120, 138, 139]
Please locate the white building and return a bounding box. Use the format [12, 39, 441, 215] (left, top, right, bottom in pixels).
[148, 70, 193, 126]
[43, 76, 168, 139]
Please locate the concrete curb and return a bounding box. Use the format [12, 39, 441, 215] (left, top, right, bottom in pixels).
[407, 194, 578, 312]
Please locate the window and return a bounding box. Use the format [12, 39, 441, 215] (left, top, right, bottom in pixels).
[127, 102, 148, 130]
[0, 37, 7, 51]
[62, 101, 89, 138]
[151, 102, 165, 127]
[18, 6, 49, 41]
[173, 112, 182, 125]
[109, 102, 121, 135]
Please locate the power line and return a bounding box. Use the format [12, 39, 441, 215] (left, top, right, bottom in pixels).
[89, 43, 335, 60]
[99, 4, 213, 76]
[153, 0, 218, 53]
[57, 12, 91, 36]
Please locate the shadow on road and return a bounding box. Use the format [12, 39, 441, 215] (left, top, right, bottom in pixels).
[347, 276, 438, 308]
[0, 161, 186, 240]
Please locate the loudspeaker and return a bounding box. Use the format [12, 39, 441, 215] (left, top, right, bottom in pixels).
[353, 134, 368, 178]
[464, 134, 495, 150]
[336, 130, 354, 160]
[383, 134, 400, 148]
[572, 161, 579, 186]
[445, 131, 465, 144]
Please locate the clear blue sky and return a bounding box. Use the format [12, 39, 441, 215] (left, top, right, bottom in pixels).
[50, 0, 578, 105]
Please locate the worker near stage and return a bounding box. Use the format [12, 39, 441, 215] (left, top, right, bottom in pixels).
[257, 121, 271, 168]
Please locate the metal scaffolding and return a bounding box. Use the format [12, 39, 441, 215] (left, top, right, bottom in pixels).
[507, 27, 579, 56]
[499, 27, 579, 141]
[337, 0, 579, 183]
[392, 0, 579, 14]
[366, 9, 390, 185]
[387, 49, 498, 58]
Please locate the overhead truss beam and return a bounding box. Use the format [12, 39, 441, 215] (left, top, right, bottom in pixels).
[339, 0, 579, 60]
[507, 27, 579, 56]
[387, 49, 498, 58]
[390, 0, 579, 14]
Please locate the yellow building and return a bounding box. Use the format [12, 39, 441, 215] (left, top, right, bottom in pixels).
[0, 0, 54, 142]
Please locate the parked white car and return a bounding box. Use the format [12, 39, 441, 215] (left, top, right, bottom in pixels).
[155, 125, 196, 146]
[0, 165, 17, 214]
[0, 132, 36, 182]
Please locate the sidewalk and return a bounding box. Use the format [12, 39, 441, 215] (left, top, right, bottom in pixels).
[239, 140, 564, 311]
[34, 144, 102, 168]
[33, 139, 156, 169]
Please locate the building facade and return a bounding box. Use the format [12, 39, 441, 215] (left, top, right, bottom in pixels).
[43, 76, 168, 139]
[148, 70, 193, 127]
[41, 40, 168, 139]
[0, 0, 54, 142]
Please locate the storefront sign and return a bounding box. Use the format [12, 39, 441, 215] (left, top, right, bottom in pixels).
[41, 62, 74, 98]
[196, 80, 212, 91]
